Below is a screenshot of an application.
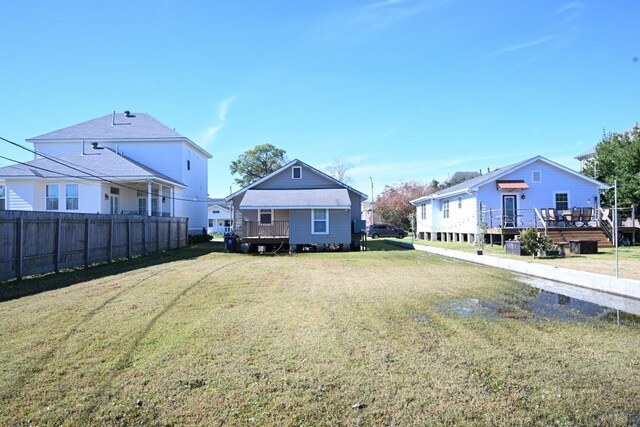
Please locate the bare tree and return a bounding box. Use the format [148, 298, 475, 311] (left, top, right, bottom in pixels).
[326, 158, 354, 184]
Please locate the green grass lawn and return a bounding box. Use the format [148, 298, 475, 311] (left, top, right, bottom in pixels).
[1, 242, 640, 426]
[388, 237, 640, 281]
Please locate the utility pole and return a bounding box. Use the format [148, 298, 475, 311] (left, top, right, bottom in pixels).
[369, 177, 374, 225]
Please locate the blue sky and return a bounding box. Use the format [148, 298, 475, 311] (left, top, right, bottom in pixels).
[1, 1, 638, 198]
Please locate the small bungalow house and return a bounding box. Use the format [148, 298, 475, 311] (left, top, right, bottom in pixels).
[411, 156, 609, 245]
[226, 159, 368, 251]
[207, 198, 231, 234]
[0, 112, 211, 232]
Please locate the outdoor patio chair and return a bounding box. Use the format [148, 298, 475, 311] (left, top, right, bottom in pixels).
[580, 207, 593, 227]
[566, 208, 581, 226]
[548, 208, 560, 226]
[540, 208, 549, 224]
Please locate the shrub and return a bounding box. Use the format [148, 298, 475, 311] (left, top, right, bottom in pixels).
[519, 228, 553, 257]
[188, 233, 213, 244]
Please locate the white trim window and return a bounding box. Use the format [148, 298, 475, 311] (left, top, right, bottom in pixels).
[532, 170, 542, 183]
[65, 184, 79, 210]
[554, 192, 569, 211]
[46, 184, 59, 210]
[259, 209, 273, 225]
[420, 204, 426, 220]
[443, 200, 450, 219]
[312, 209, 329, 234]
[0, 185, 5, 210]
[458, 196, 462, 208]
[292, 166, 302, 179]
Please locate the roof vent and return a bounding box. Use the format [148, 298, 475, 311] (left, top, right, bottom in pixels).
[124, 110, 131, 117]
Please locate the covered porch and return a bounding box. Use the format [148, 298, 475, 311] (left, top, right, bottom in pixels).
[101, 179, 181, 217]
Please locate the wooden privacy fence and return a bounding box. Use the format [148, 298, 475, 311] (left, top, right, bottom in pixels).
[0, 211, 189, 281]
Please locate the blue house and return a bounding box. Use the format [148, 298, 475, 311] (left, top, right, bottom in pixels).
[411, 156, 610, 246]
[226, 160, 367, 252]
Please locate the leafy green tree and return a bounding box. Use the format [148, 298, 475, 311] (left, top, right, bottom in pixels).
[230, 143, 287, 187]
[583, 126, 640, 207]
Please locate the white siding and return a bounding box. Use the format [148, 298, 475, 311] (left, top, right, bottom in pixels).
[33, 139, 210, 232]
[6, 180, 35, 211]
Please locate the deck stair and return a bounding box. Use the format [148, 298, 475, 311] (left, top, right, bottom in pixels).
[545, 227, 613, 248]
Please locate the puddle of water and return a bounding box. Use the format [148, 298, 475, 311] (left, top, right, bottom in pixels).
[438, 276, 640, 325]
[416, 314, 428, 322]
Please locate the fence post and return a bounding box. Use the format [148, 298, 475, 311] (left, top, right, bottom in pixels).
[84, 217, 91, 267]
[156, 218, 160, 253]
[55, 218, 62, 272]
[16, 217, 23, 279]
[127, 218, 131, 259]
[186, 218, 189, 246]
[177, 220, 181, 248]
[168, 220, 172, 250]
[143, 218, 147, 255]
[108, 218, 114, 262]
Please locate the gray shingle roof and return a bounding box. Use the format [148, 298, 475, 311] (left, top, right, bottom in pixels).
[239, 189, 351, 209]
[27, 113, 185, 141]
[574, 147, 596, 161]
[450, 171, 481, 182]
[0, 148, 184, 186]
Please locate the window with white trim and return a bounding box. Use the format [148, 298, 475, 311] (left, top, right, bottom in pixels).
[312, 209, 329, 234]
[65, 184, 79, 210]
[458, 196, 462, 208]
[259, 209, 273, 225]
[420, 204, 426, 220]
[46, 184, 59, 210]
[211, 210, 220, 214]
[532, 171, 542, 183]
[0, 185, 5, 210]
[292, 166, 302, 179]
[555, 193, 569, 211]
[443, 200, 449, 218]
[208, 219, 214, 227]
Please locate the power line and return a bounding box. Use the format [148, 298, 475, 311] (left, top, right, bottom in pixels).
[0, 136, 213, 204]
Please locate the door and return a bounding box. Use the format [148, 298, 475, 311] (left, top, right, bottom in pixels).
[502, 195, 517, 228]
[110, 195, 119, 214]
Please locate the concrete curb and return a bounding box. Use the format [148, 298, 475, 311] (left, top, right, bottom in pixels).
[386, 240, 640, 300]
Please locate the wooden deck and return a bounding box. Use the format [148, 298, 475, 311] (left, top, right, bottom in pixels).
[486, 226, 614, 248]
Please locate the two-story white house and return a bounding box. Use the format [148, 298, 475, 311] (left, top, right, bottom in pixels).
[0, 111, 211, 232]
[411, 156, 609, 245]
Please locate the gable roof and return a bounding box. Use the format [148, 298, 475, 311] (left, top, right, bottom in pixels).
[0, 148, 185, 186]
[226, 159, 368, 201]
[411, 155, 608, 204]
[26, 112, 212, 158]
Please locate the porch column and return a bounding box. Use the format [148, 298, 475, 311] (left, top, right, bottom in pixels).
[147, 180, 152, 217]
[159, 185, 163, 216]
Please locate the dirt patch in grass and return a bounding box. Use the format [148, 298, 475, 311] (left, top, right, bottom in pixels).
[1, 241, 639, 425]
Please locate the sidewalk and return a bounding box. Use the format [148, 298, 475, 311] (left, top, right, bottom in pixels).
[386, 240, 640, 300]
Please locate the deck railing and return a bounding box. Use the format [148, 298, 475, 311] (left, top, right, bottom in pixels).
[240, 221, 290, 238]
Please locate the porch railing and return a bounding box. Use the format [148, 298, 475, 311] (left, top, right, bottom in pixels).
[240, 221, 290, 238]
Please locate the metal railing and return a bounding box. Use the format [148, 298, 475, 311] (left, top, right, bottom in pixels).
[240, 221, 290, 238]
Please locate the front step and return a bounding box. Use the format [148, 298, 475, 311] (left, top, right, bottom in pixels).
[546, 227, 613, 248]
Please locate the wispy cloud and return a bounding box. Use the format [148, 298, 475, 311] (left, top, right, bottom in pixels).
[554, 1, 585, 26]
[308, 0, 450, 43]
[202, 96, 236, 145]
[485, 35, 557, 58]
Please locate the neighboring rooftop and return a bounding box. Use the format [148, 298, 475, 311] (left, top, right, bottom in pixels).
[27, 112, 186, 142]
[574, 147, 596, 161]
[0, 148, 184, 186]
[448, 171, 481, 183]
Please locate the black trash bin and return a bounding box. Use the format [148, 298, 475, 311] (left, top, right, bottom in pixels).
[224, 232, 238, 253]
